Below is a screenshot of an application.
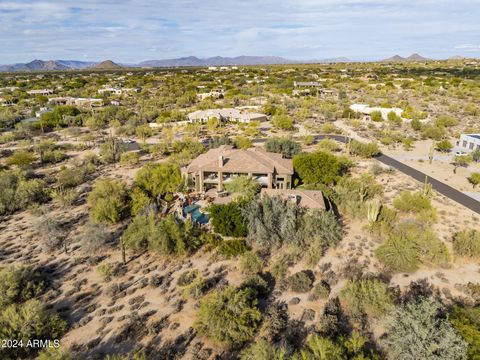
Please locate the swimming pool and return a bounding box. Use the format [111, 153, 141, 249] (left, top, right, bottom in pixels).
[183, 204, 209, 225]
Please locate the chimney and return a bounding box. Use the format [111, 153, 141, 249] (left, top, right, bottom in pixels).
[218, 155, 224, 167]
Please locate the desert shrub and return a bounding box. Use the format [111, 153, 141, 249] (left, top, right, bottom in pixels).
[376, 222, 449, 272]
[453, 229, 480, 258]
[0, 300, 67, 359]
[294, 335, 344, 360]
[209, 201, 248, 237]
[317, 138, 340, 152]
[177, 270, 199, 287]
[123, 214, 203, 256]
[224, 176, 261, 200]
[78, 221, 112, 253]
[300, 210, 342, 265]
[134, 162, 182, 200]
[88, 178, 129, 224]
[264, 137, 301, 158]
[435, 115, 459, 128]
[194, 286, 262, 345]
[99, 136, 127, 164]
[370, 110, 383, 122]
[42, 149, 68, 164]
[240, 251, 264, 275]
[0, 266, 45, 307]
[436, 139, 453, 152]
[468, 173, 480, 188]
[0, 170, 47, 215]
[36, 347, 72, 360]
[340, 278, 393, 318]
[334, 173, 382, 216]
[50, 187, 78, 208]
[97, 263, 114, 281]
[450, 306, 480, 359]
[348, 140, 380, 158]
[383, 298, 467, 360]
[293, 151, 351, 187]
[120, 151, 140, 166]
[6, 150, 36, 168]
[287, 270, 315, 293]
[217, 239, 249, 259]
[310, 281, 330, 300]
[56, 164, 95, 188]
[421, 124, 445, 140]
[129, 186, 152, 216]
[472, 149, 480, 162]
[393, 191, 436, 221]
[272, 114, 294, 131]
[240, 340, 287, 360]
[35, 216, 65, 251]
[234, 136, 253, 149]
[243, 195, 299, 247]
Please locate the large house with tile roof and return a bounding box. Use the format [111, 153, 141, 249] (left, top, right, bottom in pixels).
[183, 145, 293, 192]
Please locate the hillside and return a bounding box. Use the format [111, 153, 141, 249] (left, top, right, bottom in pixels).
[91, 60, 122, 69]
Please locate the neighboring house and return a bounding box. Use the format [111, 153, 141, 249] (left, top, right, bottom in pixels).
[260, 188, 327, 210]
[49, 97, 104, 108]
[187, 108, 267, 124]
[0, 97, 13, 107]
[350, 104, 403, 120]
[98, 86, 140, 95]
[196, 89, 224, 101]
[456, 134, 480, 152]
[293, 81, 335, 97]
[184, 145, 293, 192]
[27, 89, 54, 96]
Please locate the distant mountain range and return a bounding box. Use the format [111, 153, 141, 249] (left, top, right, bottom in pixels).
[0, 54, 476, 72]
[382, 53, 430, 62]
[0, 56, 353, 72]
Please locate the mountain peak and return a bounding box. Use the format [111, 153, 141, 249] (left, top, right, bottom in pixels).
[92, 60, 122, 69]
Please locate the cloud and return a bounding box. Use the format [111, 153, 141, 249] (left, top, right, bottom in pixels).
[0, 0, 479, 62]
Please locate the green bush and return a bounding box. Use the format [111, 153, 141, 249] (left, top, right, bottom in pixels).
[0, 300, 67, 359]
[195, 286, 262, 345]
[436, 139, 453, 152]
[384, 298, 467, 360]
[293, 151, 351, 187]
[272, 114, 294, 131]
[217, 239, 249, 259]
[0, 266, 45, 307]
[240, 251, 264, 275]
[123, 214, 203, 256]
[450, 306, 480, 359]
[376, 222, 449, 272]
[120, 151, 140, 166]
[311, 281, 330, 300]
[87, 178, 129, 224]
[287, 270, 314, 293]
[134, 162, 182, 199]
[264, 137, 301, 158]
[240, 340, 287, 360]
[209, 201, 248, 237]
[0, 171, 47, 215]
[453, 229, 480, 258]
[340, 278, 393, 318]
[6, 150, 36, 168]
[393, 191, 436, 221]
[224, 176, 261, 199]
[348, 140, 380, 158]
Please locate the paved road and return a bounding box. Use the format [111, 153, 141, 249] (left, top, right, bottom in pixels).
[254, 134, 480, 214]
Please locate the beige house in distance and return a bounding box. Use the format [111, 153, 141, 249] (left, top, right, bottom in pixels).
[184, 145, 293, 192]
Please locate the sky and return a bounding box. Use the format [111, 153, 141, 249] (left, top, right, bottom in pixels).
[0, 0, 480, 63]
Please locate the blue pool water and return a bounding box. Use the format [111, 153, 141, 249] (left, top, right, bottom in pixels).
[184, 204, 209, 224]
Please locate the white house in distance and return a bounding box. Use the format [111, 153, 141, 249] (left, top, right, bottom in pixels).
[27, 89, 54, 96]
[98, 86, 140, 95]
[49, 97, 104, 108]
[456, 134, 480, 152]
[350, 103, 403, 121]
[187, 108, 267, 124]
[196, 89, 225, 101]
